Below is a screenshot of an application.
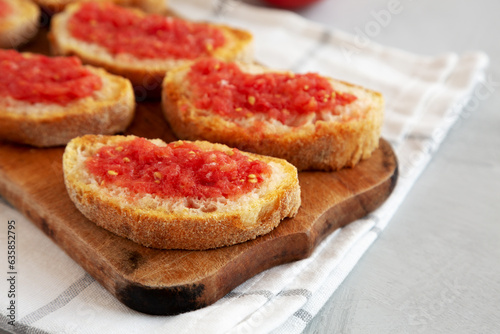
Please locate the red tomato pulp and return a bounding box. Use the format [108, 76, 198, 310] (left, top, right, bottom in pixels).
[0, 49, 102, 105]
[86, 138, 272, 200]
[68, 2, 226, 59]
[0, 0, 12, 18]
[187, 58, 357, 125]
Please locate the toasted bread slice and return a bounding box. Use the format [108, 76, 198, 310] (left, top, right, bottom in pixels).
[162, 59, 384, 171]
[49, 2, 253, 99]
[63, 135, 301, 250]
[0, 52, 135, 147]
[31, 0, 168, 14]
[0, 0, 40, 48]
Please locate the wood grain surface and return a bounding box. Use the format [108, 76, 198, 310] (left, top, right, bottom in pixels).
[0, 28, 398, 315]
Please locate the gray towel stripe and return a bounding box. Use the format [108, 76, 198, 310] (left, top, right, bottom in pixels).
[19, 273, 94, 326]
[405, 132, 432, 142]
[212, 0, 227, 18]
[0, 196, 13, 209]
[225, 288, 313, 301]
[224, 290, 274, 299]
[212, 0, 241, 19]
[1, 314, 51, 334]
[388, 138, 400, 149]
[278, 288, 312, 299]
[293, 309, 313, 323]
[403, 132, 439, 153]
[291, 28, 331, 72]
[372, 225, 383, 235]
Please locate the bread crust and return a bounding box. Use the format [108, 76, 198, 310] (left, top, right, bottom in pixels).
[63, 135, 301, 250]
[162, 62, 384, 171]
[0, 58, 135, 147]
[31, 0, 168, 14]
[48, 2, 253, 99]
[0, 0, 40, 48]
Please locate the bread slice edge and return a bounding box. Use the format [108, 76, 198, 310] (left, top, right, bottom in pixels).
[48, 2, 254, 98]
[63, 135, 301, 250]
[0, 63, 136, 147]
[162, 61, 385, 171]
[0, 0, 40, 49]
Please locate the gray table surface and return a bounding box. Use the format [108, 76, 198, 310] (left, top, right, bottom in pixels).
[249, 0, 500, 333]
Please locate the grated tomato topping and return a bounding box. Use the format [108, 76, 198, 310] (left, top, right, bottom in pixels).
[187, 58, 357, 125]
[68, 2, 226, 60]
[0, 49, 102, 105]
[86, 138, 272, 200]
[0, 0, 12, 18]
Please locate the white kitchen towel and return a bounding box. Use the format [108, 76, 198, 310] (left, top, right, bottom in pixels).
[0, 0, 490, 333]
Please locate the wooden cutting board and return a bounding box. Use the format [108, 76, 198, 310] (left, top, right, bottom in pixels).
[0, 28, 398, 315]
